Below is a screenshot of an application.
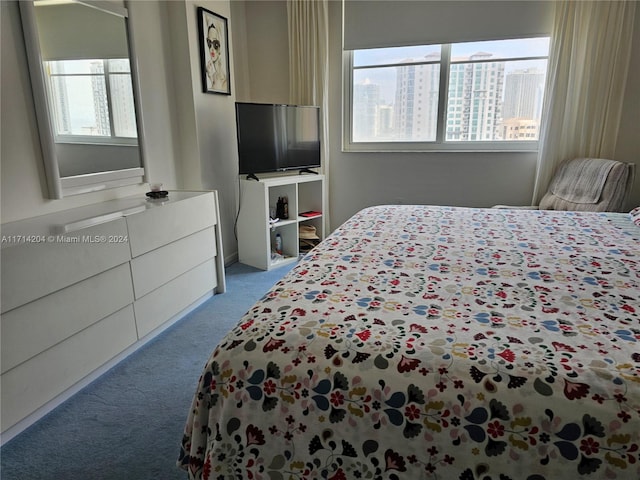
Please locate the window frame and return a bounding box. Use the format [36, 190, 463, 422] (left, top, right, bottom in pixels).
[44, 58, 138, 146]
[343, 38, 549, 153]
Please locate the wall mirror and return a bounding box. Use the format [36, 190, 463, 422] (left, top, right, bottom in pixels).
[19, 0, 146, 199]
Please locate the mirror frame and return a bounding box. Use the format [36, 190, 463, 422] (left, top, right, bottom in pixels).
[19, 0, 147, 199]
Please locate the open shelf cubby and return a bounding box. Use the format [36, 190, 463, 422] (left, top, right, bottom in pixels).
[237, 174, 325, 270]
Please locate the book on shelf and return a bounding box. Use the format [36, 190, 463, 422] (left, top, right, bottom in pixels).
[299, 211, 322, 218]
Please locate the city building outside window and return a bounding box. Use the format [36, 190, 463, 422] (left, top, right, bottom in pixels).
[345, 37, 550, 151]
[44, 58, 137, 144]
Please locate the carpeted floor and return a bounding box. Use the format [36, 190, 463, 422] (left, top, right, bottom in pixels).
[0, 262, 294, 480]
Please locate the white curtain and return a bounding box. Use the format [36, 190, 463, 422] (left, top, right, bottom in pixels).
[287, 0, 328, 106]
[287, 0, 330, 227]
[532, 0, 636, 204]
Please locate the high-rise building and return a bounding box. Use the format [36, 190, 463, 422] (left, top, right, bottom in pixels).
[503, 68, 545, 121]
[501, 118, 539, 140]
[394, 64, 415, 140]
[393, 52, 505, 142]
[353, 80, 382, 141]
[108, 60, 138, 138]
[46, 62, 72, 135]
[353, 50, 543, 143]
[446, 53, 504, 141]
[394, 53, 439, 141]
[90, 60, 110, 136]
[377, 105, 394, 137]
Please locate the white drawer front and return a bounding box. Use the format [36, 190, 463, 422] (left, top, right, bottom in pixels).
[134, 259, 216, 338]
[0, 305, 137, 432]
[130, 227, 216, 299]
[1, 219, 131, 313]
[126, 193, 216, 258]
[1, 264, 133, 374]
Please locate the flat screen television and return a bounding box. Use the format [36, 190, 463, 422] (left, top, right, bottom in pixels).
[236, 102, 321, 176]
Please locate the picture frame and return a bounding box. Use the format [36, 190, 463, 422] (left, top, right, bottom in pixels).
[197, 7, 231, 95]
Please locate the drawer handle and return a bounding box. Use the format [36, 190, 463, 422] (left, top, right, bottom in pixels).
[54, 206, 146, 234]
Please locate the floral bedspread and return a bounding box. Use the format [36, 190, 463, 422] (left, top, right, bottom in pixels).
[179, 206, 640, 480]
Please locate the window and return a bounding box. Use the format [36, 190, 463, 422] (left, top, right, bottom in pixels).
[44, 58, 137, 143]
[345, 37, 549, 151]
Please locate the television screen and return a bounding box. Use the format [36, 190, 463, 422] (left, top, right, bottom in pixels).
[236, 102, 321, 175]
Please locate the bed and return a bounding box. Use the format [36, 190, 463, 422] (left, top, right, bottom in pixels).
[179, 205, 640, 480]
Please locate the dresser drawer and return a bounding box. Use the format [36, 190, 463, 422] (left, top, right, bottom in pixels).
[1, 264, 133, 374]
[126, 192, 216, 258]
[130, 226, 216, 299]
[0, 305, 137, 431]
[134, 259, 216, 338]
[0, 191, 226, 437]
[1, 218, 131, 313]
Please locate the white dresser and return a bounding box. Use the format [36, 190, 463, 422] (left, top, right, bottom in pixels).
[0, 191, 225, 439]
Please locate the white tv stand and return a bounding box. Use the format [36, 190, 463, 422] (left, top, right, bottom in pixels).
[237, 174, 325, 270]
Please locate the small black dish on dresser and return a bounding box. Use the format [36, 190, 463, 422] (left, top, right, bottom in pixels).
[146, 190, 169, 199]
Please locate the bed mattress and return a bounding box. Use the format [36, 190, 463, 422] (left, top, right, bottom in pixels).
[179, 205, 640, 480]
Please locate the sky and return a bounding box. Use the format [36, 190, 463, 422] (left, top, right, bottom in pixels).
[354, 37, 550, 66]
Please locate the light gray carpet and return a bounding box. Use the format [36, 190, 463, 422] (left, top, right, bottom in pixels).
[0, 262, 294, 480]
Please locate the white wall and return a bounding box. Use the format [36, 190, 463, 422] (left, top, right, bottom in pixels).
[189, 1, 240, 265]
[231, 0, 289, 104]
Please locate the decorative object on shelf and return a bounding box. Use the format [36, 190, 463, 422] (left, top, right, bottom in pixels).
[197, 7, 231, 95]
[299, 224, 320, 253]
[275, 196, 289, 219]
[274, 233, 283, 255]
[300, 211, 322, 218]
[146, 182, 168, 199]
[268, 217, 280, 229]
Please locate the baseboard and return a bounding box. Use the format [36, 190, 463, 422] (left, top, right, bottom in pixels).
[224, 250, 239, 266]
[0, 291, 214, 446]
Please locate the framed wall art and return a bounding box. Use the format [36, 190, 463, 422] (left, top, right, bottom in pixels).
[198, 7, 231, 95]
